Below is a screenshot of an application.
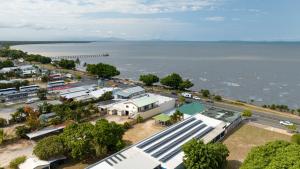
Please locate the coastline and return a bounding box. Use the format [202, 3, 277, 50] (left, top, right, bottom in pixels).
[33, 60, 300, 120]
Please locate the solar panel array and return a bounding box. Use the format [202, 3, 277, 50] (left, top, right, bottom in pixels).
[137, 117, 196, 149]
[104, 153, 127, 166]
[137, 117, 216, 164]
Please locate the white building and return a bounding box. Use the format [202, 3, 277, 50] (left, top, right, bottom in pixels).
[101, 93, 175, 119]
[86, 114, 227, 169]
[89, 87, 117, 99]
[18, 65, 38, 77]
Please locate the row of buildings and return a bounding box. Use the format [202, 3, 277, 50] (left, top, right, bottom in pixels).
[58, 85, 176, 119]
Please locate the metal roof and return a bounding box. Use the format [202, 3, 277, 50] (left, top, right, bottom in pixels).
[115, 86, 145, 97]
[26, 125, 65, 139]
[177, 102, 206, 115]
[126, 95, 158, 107]
[153, 114, 170, 122]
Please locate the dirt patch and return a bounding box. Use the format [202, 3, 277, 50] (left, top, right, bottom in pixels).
[123, 119, 165, 144]
[0, 139, 35, 167]
[223, 123, 291, 169]
[103, 115, 133, 124]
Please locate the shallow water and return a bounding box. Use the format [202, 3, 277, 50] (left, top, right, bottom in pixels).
[14, 41, 300, 108]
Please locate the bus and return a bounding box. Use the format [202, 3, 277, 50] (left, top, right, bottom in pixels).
[0, 88, 17, 96]
[20, 85, 40, 93]
[47, 80, 65, 89]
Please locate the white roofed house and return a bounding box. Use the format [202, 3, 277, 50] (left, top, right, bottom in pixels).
[17, 65, 38, 77]
[115, 86, 145, 99]
[105, 94, 175, 119]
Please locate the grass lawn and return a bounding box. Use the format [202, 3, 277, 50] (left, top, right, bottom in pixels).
[223, 123, 291, 169]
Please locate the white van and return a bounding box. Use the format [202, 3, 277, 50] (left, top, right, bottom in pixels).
[181, 92, 192, 98]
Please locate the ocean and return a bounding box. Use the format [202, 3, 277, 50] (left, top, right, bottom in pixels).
[14, 41, 300, 108]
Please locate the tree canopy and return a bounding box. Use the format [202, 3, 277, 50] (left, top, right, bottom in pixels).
[139, 74, 159, 86]
[62, 122, 94, 160]
[33, 119, 125, 160]
[0, 60, 14, 69]
[183, 139, 229, 169]
[160, 73, 194, 90]
[241, 140, 300, 169]
[33, 135, 65, 160]
[86, 63, 120, 79]
[57, 59, 76, 69]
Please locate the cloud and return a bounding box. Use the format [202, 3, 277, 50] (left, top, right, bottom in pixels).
[0, 0, 220, 40]
[205, 16, 225, 21]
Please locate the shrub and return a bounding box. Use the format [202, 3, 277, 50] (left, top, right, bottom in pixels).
[136, 115, 144, 123]
[291, 134, 300, 145]
[15, 125, 31, 138]
[0, 129, 4, 144]
[123, 122, 132, 130]
[9, 156, 26, 169]
[242, 110, 252, 117]
[214, 95, 222, 101]
[0, 118, 7, 127]
[33, 135, 65, 160]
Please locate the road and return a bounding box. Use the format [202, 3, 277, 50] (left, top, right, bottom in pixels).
[211, 101, 300, 130]
[160, 92, 300, 131]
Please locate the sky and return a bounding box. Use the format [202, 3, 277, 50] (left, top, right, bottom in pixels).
[0, 0, 299, 41]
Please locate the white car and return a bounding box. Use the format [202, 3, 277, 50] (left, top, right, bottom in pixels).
[193, 96, 201, 100]
[181, 92, 192, 98]
[25, 98, 39, 104]
[279, 120, 294, 126]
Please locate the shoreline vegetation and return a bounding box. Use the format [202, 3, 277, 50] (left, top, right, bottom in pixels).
[1, 45, 300, 119]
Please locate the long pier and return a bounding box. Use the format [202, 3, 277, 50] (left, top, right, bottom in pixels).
[51, 54, 109, 60]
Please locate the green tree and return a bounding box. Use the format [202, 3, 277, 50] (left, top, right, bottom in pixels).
[200, 89, 210, 98]
[33, 135, 65, 160]
[37, 88, 47, 100]
[57, 59, 76, 69]
[9, 156, 26, 169]
[0, 60, 14, 69]
[86, 63, 120, 79]
[0, 118, 7, 127]
[100, 91, 114, 101]
[160, 73, 183, 89]
[0, 129, 4, 144]
[214, 95, 222, 101]
[178, 95, 186, 105]
[179, 79, 194, 90]
[139, 74, 159, 86]
[10, 107, 27, 123]
[15, 125, 31, 138]
[41, 75, 49, 82]
[241, 140, 300, 169]
[291, 134, 300, 145]
[170, 110, 184, 124]
[61, 123, 94, 160]
[136, 115, 144, 123]
[242, 109, 252, 118]
[183, 139, 229, 169]
[92, 119, 125, 157]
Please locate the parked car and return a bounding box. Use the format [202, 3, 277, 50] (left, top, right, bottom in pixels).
[181, 92, 192, 98]
[193, 96, 201, 100]
[25, 98, 39, 104]
[279, 120, 294, 126]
